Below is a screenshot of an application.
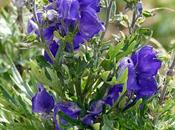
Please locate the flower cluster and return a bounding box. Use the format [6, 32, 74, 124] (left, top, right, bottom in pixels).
[119, 45, 161, 99]
[30, 0, 162, 129]
[32, 45, 161, 129]
[27, 0, 104, 63]
[32, 83, 123, 129]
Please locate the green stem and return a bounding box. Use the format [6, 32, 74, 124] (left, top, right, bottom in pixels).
[160, 50, 175, 103]
[32, 0, 56, 64]
[75, 77, 83, 106]
[55, 40, 66, 66]
[100, 0, 114, 40]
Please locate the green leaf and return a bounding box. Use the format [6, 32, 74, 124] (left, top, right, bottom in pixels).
[102, 115, 114, 130]
[117, 68, 128, 84]
[108, 41, 124, 59]
[101, 59, 113, 71]
[143, 10, 153, 17]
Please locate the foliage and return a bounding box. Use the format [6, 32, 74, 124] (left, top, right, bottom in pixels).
[0, 0, 175, 130]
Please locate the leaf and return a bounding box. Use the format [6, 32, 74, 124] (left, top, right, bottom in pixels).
[108, 41, 124, 59]
[10, 63, 33, 99]
[100, 71, 111, 82]
[142, 10, 153, 17]
[101, 59, 113, 71]
[116, 68, 128, 85]
[29, 60, 62, 95]
[102, 115, 114, 130]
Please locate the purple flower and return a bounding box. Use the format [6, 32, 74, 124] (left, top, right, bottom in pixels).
[53, 102, 81, 130]
[103, 84, 123, 106]
[32, 84, 54, 113]
[44, 41, 59, 64]
[82, 84, 123, 126]
[56, 0, 80, 20]
[119, 45, 161, 98]
[27, 0, 104, 63]
[82, 100, 104, 126]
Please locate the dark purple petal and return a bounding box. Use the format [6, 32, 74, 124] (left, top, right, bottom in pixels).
[103, 84, 123, 106]
[81, 113, 96, 126]
[53, 102, 81, 130]
[79, 7, 104, 39]
[43, 26, 55, 41]
[73, 33, 85, 49]
[119, 57, 140, 92]
[27, 12, 43, 35]
[56, 0, 80, 20]
[79, 0, 100, 12]
[81, 100, 104, 126]
[35, 12, 43, 25]
[137, 75, 158, 98]
[32, 84, 54, 113]
[131, 45, 161, 76]
[44, 41, 59, 64]
[27, 19, 40, 35]
[89, 100, 104, 115]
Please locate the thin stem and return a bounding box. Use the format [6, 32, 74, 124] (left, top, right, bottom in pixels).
[32, 0, 56, 64]
[100, 0, 114, 40]
[151, 7, 175, 13]
[55, 40, 66, 66]
[75, 77, 83, 107]
[160, 50, 175, 103]
[129, 8, 138, 34]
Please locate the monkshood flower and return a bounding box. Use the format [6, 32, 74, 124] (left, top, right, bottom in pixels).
[32, 84, 54, 113]
[103, 84, 123, 106]
[27, 0, 104, 63]
[82, 85, 123, 125]
[119, 45, 161, 98]
[44, 40, 59, 64]
[82, 100, 104, 125]
[53, 102, 81, 130]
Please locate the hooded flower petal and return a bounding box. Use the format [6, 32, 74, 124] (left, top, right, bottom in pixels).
[119, 46, 161, 99]
[119, 57, 140, 92]
[131, 45, 161, 76]
[137, 74, 158, 98]
[78, 0, 100, 12]
[81, 100, 104, 126]
[27, 12, 43, 35]
[73, 33, 86, 49]
[43, 26, 55, 41]
[89, 100, 104, 115]
[81, 113, 96, 126]
[53, 102, 81, 130]
[79, 7, 104, 39]
[27, 19, 40, 35]
[44, 41, 59, 64]
[103, 84, 123, 106]
[56, 0, 80, 20]
[32, 84, 54, 113]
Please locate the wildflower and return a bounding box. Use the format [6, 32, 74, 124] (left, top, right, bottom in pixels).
[53, 102, 81, 130]
[119, 45, 161, 98]
[82, 100, 104, 126]
[103, 84, 123, 106]
[44, 41, 59, 64]
[27, 0, 104, 63]
[82, 85, 123, 126]
[32, 84, 54, 113]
